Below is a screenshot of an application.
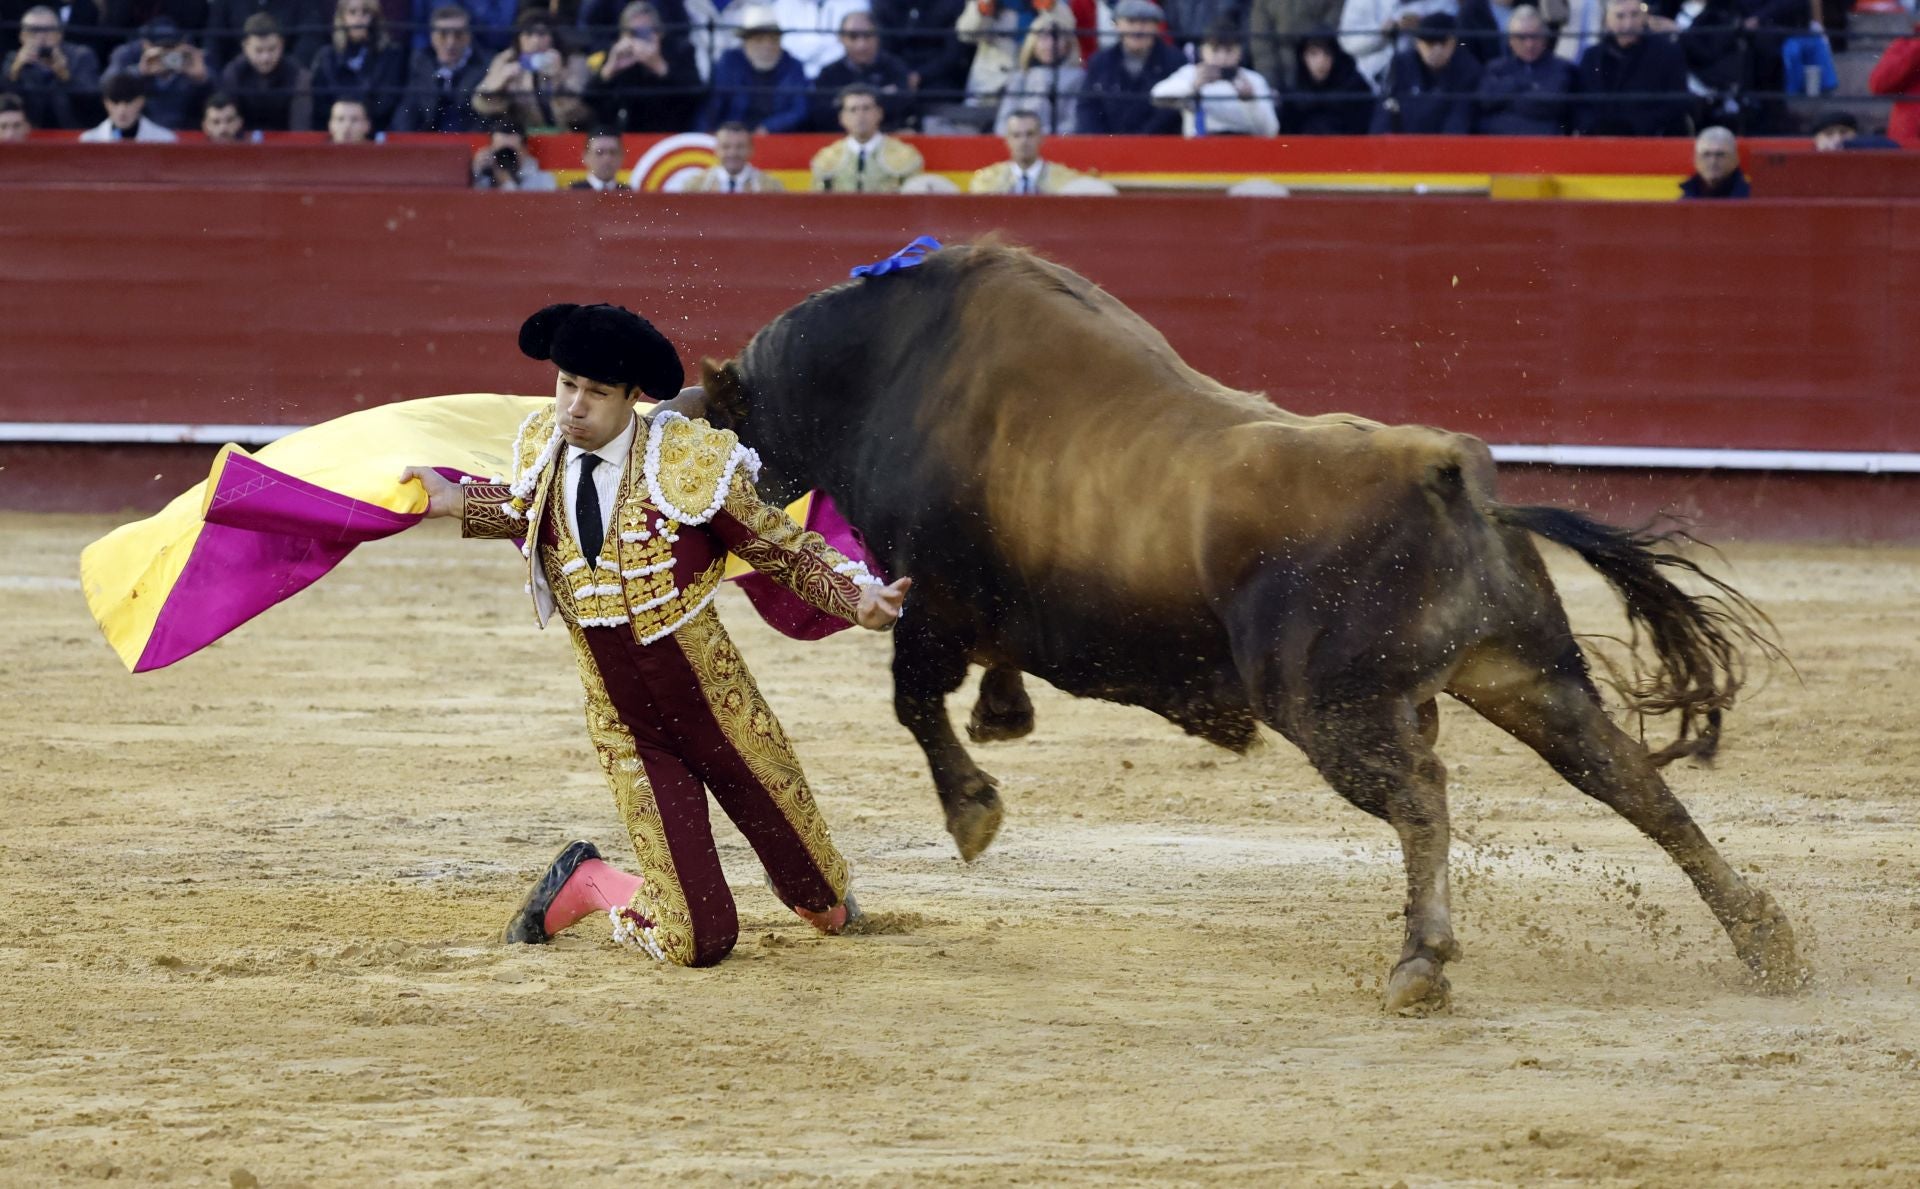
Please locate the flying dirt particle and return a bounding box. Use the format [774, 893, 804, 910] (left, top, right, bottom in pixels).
[230, 1171, 259, 1189]
[1450, 276, 1459, 287]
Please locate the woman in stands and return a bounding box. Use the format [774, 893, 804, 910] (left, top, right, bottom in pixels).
[473, 8, 592, 130]
[994, 7, 1085, 133]
[308, 0, 407, 130]
[1279, 28, 1373, 135]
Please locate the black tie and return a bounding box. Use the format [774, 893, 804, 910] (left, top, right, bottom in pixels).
[576, 453, 604, 561]
[856, 147, 867, 191]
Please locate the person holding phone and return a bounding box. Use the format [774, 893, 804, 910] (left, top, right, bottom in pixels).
[586, 0, 704, 132]
[473, 8, 591, 129]
[103, 17, 209, 130]
[1150, 20, 1279, 136]
[3, 6, 102, 130]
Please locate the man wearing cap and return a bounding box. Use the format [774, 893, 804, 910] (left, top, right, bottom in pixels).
[811, 83, 923, 190]
[1811, 111, 1900, 151]
[1338, 0, 1456, 88]
[698, 4, 811, 132]
[1370, 11, 1480, 134]
[1077, 0, 1186, 135]
[402, 305, 910, 969]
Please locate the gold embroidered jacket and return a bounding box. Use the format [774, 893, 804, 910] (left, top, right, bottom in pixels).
[458, 407, 877, 643]
[967, 159, 1086, 195]
[809, 136, 924, 193]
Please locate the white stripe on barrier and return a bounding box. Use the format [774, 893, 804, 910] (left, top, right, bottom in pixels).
[2, 423, 1919, 475]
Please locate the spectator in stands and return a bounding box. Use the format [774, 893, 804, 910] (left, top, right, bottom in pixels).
[969, 107, 1085, 191]
[106, 18, 211, 130]
[1339, 0, 1458, 88]
[688, 119, 786, 188]
[588, 1, 703, 131]
[220, 13, 313, 130]
[1811, 110, 1899, 150]
[1249, 0, 1343, 89]
[4, 6, 102, 131]
[1162, 0, 1241, 55]
[91, 1, 212, 66]
[200, 89, 245, 137]
[771, 0, 871, 80]
[578, 0, 692, 59]
[409, 0, 518, 55]
[1078, 0, 1184, 135]
[326, 93, 372, 138]
[473, 9, 591, 129]
[0, 92, 32, 140]
[1370, 11, 1478, 131]
[1152, 20, 1280, 136]
[206, 0, 330, 68]
[392, 4, 488, 130]
[1473, 4, 1575, 133]
[469, 116, 559, 187]
[810, 82, 922, 188]
[1279, 28, 1372, 132]
[1647, 0, 1746, 131]
[810, 10, 910, 130]
[698, 5, 809, 131]
[993, 8, 1081, 133]
[569, 126, 630, 187]
[310, 0, 407, 131]
[1868, 19, 1920, 146]
[1576, 0, 1689, 136]
[80, 70, 180, 139]
[950, 0, 1023, 132]
[1678, 124, 1748, 196]
[871, 0, 970, 107]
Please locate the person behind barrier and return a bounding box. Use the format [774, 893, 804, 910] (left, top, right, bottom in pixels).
[587, 1, 704, 133]
[697, 5, 809, 132]
[1810, 109, 1899, 150]
[571, 126, 631, 189]
[1077, 0, 1185, 135]
[687, 120, 788, 190]
[809, 10, 914, 131]
[326, 93, 372, 140]
[1370, 11, 1480, 133]
[3, 6, 102, 131]
[309, 0, 407, 132]
[219, 13, 314, 132]
[968, 107, 1086, 192]
[79, 70, 180, 140]
[1278, 28, 1373, 134]
[1575, 0, 1689, 136]
[0, 93, 32, 140]
[399, 303, 909, 968]
[1151, 19, 1280, 137]
[1678, 124, 1749, 197]
[1473, 4, 1576, 134]
[391, 4, 489, 132]
[469, 115, 559, 188]
[104, 17, 210, 131]
[810, 82, 923, 190]
[200, 90, 245, 139]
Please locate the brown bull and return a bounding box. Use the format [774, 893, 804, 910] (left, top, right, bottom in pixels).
[697, 242, 1804, 1012]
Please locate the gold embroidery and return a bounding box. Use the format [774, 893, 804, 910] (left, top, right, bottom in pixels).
[459, 484, 520, 540]
[648, 415, 746, 524]
[567, 621, 699, 966]
[675, 605, 850, 899]
[721, 477, 865, 624]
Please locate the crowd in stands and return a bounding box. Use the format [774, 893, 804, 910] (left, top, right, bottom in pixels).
[0, 0, 1913, 145]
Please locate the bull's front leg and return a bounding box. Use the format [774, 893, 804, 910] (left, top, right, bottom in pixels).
[892, 614, 1005, 861]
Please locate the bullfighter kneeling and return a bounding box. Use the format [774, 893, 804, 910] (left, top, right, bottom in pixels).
[404, 303, 910, 967]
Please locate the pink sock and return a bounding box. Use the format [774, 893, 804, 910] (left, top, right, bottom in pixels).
[542, 859, 644, 936]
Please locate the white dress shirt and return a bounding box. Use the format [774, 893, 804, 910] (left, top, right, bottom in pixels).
[1012, 161, 1045, 194]
[561, 414, 637, 554]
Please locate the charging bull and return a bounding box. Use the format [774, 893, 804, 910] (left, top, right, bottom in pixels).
[695, 242, 1803, 1012]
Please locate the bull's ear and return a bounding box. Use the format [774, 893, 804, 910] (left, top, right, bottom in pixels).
[699, 357, 750, 431]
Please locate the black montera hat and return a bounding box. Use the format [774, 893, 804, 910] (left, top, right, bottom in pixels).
[518, 303, 684, 401]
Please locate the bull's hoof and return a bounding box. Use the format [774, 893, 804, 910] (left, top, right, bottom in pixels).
[1383, 957, 1452, 1016]
[944, 782, 1004, 863]
[1730, 891, 1810, 994]
[966, 701, 1035, 743]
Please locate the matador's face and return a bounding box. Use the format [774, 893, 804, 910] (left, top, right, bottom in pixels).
[554, 370, 638, 453]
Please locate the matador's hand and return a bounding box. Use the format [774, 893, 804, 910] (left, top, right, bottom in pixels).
[855, 576, 912, 631]
[399, 466, 460, 519]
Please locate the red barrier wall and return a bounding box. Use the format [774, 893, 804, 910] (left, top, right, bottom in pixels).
[3, 188, 1913, 452]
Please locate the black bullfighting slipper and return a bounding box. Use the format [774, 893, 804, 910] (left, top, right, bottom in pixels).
[501, 839, 602, 945]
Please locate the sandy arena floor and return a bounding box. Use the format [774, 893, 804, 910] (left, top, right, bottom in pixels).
[2, 515, 1918, 1187]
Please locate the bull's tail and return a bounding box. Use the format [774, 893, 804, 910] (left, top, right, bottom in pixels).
[1491, 505, 1779, 767]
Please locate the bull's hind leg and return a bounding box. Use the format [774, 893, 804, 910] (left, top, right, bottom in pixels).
[967, 665, 1035, 743]
[893, 615, 1004, 861]
[1299, 695, 1461, 1015]
[1451, 658, 1805, 992]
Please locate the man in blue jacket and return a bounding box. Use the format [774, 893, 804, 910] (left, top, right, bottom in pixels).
[698, 4, 809, 132]
[1076, 0, 1185, 135]
[1576, 0, 1690, 136]
[1474, 4, 1576, 134]
[1370, 12, 1480, 134]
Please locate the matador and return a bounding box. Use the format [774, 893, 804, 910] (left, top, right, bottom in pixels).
[404, 303, 910, 967]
